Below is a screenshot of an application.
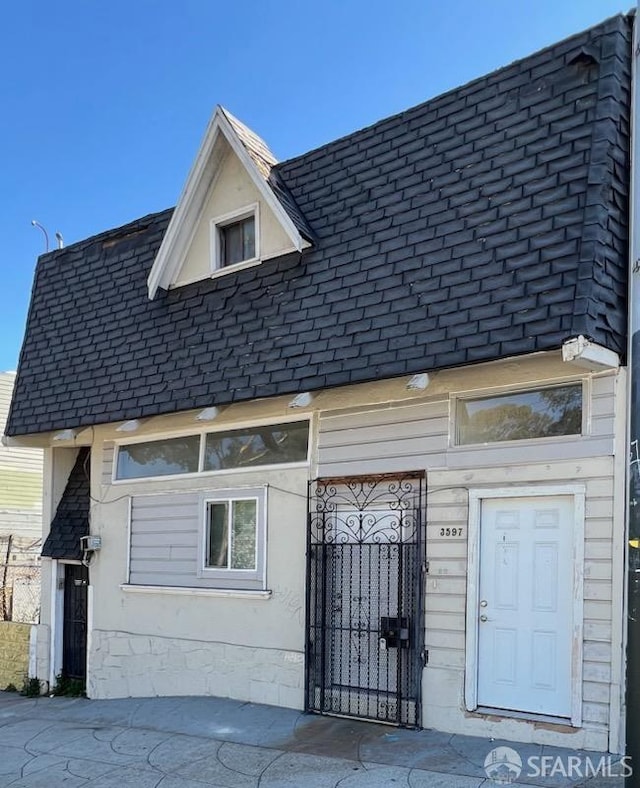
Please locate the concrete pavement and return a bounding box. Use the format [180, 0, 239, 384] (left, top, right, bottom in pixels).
[0, 691, 626, 787]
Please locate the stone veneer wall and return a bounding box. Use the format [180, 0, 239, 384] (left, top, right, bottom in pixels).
[88, 630, 304, 707]
[0, 622, 30, 688]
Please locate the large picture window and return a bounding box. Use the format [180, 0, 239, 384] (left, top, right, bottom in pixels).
[456, 384, 582, 445]
[114, 420, 309, 481]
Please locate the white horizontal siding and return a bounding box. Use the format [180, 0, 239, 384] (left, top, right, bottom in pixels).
[316, 374, 619, 734]
[102, 443, 115, 485]
[128, 493, 207, 588]
[0, 372, 43, 476]
[0, 372, 42, 536]
[318, 401, 448, 477]
[129, 490, 272, 591]
[590, 374, 616, 439]
[426, 458, 615, 731]
[0, 448, 43, 475]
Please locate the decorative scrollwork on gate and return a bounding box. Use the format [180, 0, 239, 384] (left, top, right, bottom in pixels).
[309, 472, 425, 544]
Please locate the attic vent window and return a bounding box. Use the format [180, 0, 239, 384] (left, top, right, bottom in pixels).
[212, 204, 259, 272]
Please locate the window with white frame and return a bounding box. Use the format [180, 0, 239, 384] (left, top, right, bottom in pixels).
[115, 420, 309, 481]
[455, 383, 583, 446]
[198, 488, 266, 589]
[116, 435, 200, 479]
[211, 205, 259, 271]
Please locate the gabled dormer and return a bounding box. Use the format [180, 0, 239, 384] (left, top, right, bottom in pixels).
[147, 106, 312, 299]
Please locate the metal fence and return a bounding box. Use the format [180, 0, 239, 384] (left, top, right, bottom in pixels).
[0, 535, 41, 624]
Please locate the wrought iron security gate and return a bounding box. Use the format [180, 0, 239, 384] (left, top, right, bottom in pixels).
[306, 472, 426, 727]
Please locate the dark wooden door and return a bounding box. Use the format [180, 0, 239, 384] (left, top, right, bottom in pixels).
[62, 564, 88, 680]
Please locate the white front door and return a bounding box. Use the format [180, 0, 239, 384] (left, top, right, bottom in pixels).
[476, 495, 574, 718]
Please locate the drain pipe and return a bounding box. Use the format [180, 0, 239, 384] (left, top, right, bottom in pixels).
[627, 8, 640, 786]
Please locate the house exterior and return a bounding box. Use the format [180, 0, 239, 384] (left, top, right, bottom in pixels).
[4, 14, 633, 754]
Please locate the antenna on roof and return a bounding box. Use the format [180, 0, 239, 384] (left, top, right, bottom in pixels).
[30, 220, 49, 252]
[55, 231, 64, 249]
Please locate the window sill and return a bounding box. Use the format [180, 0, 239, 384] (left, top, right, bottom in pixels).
[210, 257, 261, 280]
[449, 433, 584, 451]
[120, 584, 272, 599]
[111, 460, 309, 484]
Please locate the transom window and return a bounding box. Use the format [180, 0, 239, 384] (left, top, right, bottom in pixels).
[116, 435, 200, 479]
[204, 421, 309, 471]
[220, 216, 255, 267]
[456, 384, 583, 445]
[115, 420, 309, 480]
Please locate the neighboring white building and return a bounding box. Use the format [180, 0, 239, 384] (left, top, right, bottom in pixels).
[4, 14, 633, 756]
[0, 372, 42, 538]
[0, 371, 43, 623]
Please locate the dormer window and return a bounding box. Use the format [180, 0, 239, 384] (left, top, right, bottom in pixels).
[220, 215, 255, 267]
[212, 204, 260, 273]
[147, 107, 311, 297]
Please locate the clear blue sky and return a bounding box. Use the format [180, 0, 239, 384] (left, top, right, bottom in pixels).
[0, 0, 628, 371]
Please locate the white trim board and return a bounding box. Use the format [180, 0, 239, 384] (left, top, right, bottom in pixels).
[147, 106, 310, 299]
[120, 584, 272, 599]
[464, 485, 585, 728]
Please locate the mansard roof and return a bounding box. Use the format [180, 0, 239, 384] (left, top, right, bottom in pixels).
[6, 14, 631, 436]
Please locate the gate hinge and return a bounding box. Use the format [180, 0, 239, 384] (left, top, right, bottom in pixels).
[421, 648, 429, 665]
[422, 561, 429, 574]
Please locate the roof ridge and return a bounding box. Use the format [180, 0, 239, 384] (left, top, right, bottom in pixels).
[218, 106, 314, 242]
[221, 106, 278, 165]
[37, 207, 174, 262]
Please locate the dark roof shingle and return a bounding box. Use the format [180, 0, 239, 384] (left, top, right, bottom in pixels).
[41, 449, 90, 560]
[6, 14, 631, 436]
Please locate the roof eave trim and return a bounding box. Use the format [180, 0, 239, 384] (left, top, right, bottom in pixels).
[147, 106, 309, 300]
[147, 109, 222, 299]
[217, 108, 311, 253]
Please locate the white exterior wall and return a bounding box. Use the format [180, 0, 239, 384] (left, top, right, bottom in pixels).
[32, 351, 625, 751]
[0, 372, 43, 538]
[88, 439, 308, 706]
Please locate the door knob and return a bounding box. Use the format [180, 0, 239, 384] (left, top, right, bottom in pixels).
[480, 614, 488, 622]
[480, 600, 488, 607]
